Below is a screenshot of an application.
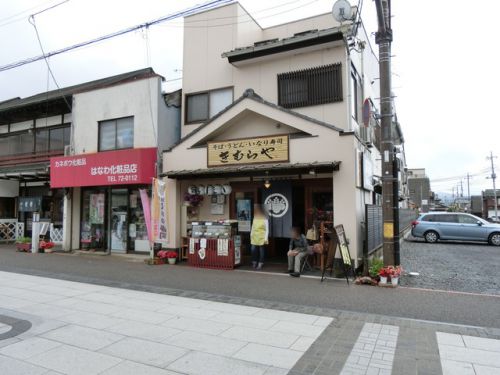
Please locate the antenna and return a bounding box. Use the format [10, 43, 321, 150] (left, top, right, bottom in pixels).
[332, 0, 354, 22]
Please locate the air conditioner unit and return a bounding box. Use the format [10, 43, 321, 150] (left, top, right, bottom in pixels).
[64, 145, 71, 156]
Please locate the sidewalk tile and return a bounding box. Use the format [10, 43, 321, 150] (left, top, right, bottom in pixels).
[167, 330, 247, 356]
[263, 367, 289, 375]
[162, 316, 231, 335]
[110, 308, 174, 324]
[157, 304, 219, 319]
[102, 337, 187, 367]
[269, 321, 325, 338]
[440, 345, 500, 367]
[462, 335, 500, 352]
[233, 343, 303, 369]
[0, 337, 61, 360]
[209, 312, 277, 329]
[437, 332, 465, 347]
[253, 309, 318, 324]
[313, 316, 334, 327]
[0, 354, 48, 375]
[100, 360, 183, 375]
[27, 345, 122, 375]
[473, 364, 500, 375]
[290, 336, 316, 351]
[57, 311, 125, 329]
[221, 326, 299, 349]
[168, 351, 267, 375]
[42, 324, 124, 350]
[105, 320, 181, 342]
[206, 301, 262, 316]
[441, 359, 475, 375]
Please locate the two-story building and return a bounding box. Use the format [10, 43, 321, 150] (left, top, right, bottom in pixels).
[49, 68, 180, 254]
[161, 2, 406, 268]
[1, 68, 180, 252]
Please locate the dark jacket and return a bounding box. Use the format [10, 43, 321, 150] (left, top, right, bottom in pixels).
[289, 234, 308, 253]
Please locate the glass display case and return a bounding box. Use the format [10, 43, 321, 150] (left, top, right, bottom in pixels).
[189, 221, 237, 238]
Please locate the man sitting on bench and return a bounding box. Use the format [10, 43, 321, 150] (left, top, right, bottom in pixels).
[287, 226, 308, 278]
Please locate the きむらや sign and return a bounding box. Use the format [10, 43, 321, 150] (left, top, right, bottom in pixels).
[207, 135, 289, 167]
[50, 148, 157, 188]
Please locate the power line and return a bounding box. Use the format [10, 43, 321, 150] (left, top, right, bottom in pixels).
[0, 0, 59, 26]
[0, 0, 233, 73]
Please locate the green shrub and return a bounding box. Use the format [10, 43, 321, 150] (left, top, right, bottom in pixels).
[15, 237, 32, 244]
[369, 258, 384, 278]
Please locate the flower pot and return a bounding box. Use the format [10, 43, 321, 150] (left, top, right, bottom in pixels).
[379, 276, 388, 284]
[16, 243, 31, 252]
[167, 258, 176, 265]
[391, 277, 399, 286]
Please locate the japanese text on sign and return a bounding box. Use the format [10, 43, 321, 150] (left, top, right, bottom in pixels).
[207, 135, 289, 167]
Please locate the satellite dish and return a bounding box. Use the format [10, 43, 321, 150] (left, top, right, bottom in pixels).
[332, 0, 353, 22]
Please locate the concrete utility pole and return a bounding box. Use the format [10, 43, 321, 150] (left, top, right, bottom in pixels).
[375, 0, 398, 266]
[487, 151, 498, 219]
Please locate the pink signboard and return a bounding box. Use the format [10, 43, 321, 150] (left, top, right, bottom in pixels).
[50, 148, 157, 188]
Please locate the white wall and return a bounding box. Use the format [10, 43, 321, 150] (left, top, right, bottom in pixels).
[72, 76, 164, 154]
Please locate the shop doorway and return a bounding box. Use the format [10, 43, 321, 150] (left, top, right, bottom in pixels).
[110, 189, 128, 253]
[80, 186, 150, 253]
[230, 179, 332, 272]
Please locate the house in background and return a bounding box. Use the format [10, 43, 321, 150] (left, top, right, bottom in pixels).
[408, 168, 431, 211]
[161, 2, 407, 267]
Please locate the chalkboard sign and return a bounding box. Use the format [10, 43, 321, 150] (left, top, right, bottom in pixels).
[321, 224, 355, 284]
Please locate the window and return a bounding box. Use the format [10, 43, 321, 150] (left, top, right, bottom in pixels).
[277, 63, 343, 109]
[457, 215, 479, 224]
[98, 117, 134, 151]
[185, 88, 233, 124]
[350, 68, 363, 122]
[35, 126, 70, 152]
[435, 215, 458, 223]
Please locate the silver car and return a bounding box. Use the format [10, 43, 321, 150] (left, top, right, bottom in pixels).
[411, 212, 500, 246]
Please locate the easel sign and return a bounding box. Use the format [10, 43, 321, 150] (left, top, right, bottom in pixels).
[321, 224, 356, 284]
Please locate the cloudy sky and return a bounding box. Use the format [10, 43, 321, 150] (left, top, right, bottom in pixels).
[0, 0, 498, 195]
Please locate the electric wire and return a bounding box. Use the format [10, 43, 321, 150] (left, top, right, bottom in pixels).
[0, 0, 233, 73]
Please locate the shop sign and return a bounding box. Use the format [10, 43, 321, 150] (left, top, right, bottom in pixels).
[18, 196, 42, 212]
[151, 178, 168, 243]
[50, 148, 157, 188]
[207, 135, 289, 167]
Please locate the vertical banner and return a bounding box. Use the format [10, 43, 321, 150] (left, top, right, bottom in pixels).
[151, 178, 168, 243]
[139, 189, 152, 243]
[262, 181, 293, 238]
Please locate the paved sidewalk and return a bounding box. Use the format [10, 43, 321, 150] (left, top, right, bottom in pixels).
[1, 271, 500, 375]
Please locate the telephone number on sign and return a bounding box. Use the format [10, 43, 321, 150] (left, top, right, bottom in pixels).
[107, 175, 138, 183]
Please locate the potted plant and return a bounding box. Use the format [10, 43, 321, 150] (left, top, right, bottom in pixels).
[15, 237, 31, 252]
[378, 267, 390, 284]
[165, 251, 178, 264]
[40, 240, 55, 253]
[389, 265, 403, 286]
[158, 250, 178, 264]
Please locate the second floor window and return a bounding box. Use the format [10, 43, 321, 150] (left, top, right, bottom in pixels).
[277, 63, 343, 109]
[35, 125, 71, 153]
[98, 116, 134, 151]
[185, 87, 233, 124]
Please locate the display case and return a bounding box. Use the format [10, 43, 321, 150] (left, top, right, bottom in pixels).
[187, 221, 240, 269]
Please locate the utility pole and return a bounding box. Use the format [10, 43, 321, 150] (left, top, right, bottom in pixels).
[466, 173, 471, 211]
[374, 0, 397, 266]
[487, 152, 498, 219]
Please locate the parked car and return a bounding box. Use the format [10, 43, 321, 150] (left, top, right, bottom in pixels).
[411, 212, 500, 246]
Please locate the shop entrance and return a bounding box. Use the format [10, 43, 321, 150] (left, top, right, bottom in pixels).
[230, 178, 333, 271]
[80, 186, 150, 253]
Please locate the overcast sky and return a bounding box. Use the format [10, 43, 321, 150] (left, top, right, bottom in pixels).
[0, 0, 498, 195]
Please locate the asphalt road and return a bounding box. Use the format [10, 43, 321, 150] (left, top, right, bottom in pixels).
[401, 239, 500, 295]
[1, 244, 499, 329]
